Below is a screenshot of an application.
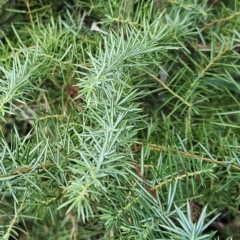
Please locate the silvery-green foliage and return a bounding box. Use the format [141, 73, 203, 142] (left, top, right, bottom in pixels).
[0, 0, 240, 239]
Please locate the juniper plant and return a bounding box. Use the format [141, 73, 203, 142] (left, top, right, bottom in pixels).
[0, 0, 240, 239]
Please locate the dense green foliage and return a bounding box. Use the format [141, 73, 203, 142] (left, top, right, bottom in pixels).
[0, 0, 240, 239]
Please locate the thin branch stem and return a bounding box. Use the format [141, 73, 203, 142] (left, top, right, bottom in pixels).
[133, 143, 240, 171]
[3, 202, 24, 240]
[201, 11, 240, 31]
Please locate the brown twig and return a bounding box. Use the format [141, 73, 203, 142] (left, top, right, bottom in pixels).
[209, 0, 221, 8]
[133, 163, 157, 199]
[201, 11, 240, 31]
[132, 143, 240, 171]
[0, 163, 55, 179]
